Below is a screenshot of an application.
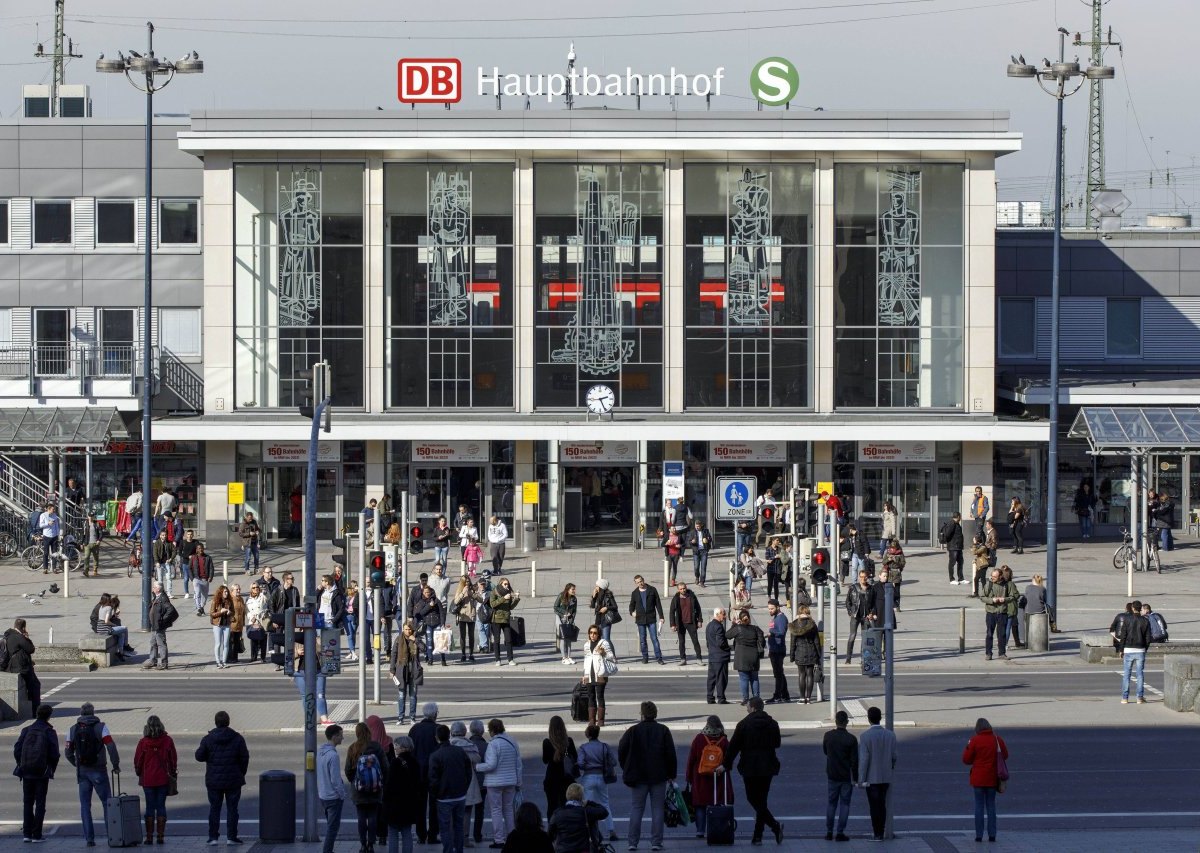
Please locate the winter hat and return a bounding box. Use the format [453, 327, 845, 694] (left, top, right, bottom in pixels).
[596, 578, 610, 590]
[702, 715, 725, 737]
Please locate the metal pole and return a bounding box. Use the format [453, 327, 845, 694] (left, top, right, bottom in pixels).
[959, 607, 967, 654]
[139, 21, 155, 632]
[531, 560, 537, 598]
[884, 582, 895, 731]
[85, 450, 92, 510]
[373, 506, 382, 703]
[60, 455, 68, 598]
[791, 463, 801, 617]
[1045, 30, 1067, 616]
[828, 582, 838, 720]
[400, 491, 409, 626]
[301, 396, 328, 844]
[358, 513, 367, 721]
[1140, 455, 1149, 573]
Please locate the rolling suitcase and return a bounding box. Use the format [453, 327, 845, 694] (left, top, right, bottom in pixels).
[705, 772, 736, 846]
[106, 770, 142, 847]
[570, 681, 590, 723]
[508, 615, 526, 648]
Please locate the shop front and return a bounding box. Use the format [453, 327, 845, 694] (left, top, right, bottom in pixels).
[559, 440, 640, 547]
[237, 440, 366, 541]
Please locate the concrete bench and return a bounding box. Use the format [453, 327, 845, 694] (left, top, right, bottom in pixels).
[1164, 656, 1200, 713]
[79, 634, 121, 668]
[0, 672, 33, 722]
[1080, 631, 1200, 664]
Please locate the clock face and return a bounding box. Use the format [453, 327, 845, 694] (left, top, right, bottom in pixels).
[585, 384, 616, 414]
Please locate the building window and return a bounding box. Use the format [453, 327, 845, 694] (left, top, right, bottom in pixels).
[683, 164, 813, 408]
[160, 308, 201, 357]
[234, 163, 364, 408]
[34, 308, 69, 375]
[159, 200, 199, 245]
[99, 308, 135, 375]
[33, 200, 72, 245]
[833, 163, 965, 409]
[96, 200, 136, 245]
[385, 163, 514, 408]
[998, 298, 1036, 358]
[534, 163, 664, 409]
[0, 200, 8, 244]
[1106, 297, 1141, 357]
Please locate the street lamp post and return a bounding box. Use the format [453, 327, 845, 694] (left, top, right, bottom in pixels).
[97, 24, 203, 629]
[1007, 30, 1113, 614]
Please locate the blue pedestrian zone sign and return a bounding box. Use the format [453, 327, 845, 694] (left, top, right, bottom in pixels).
[716, 476, 757, 520]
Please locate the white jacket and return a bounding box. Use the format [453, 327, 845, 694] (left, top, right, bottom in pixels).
[582, 638, 616, 684]
[244, 593, 270, 632]
[487, 523, 508, 544]
[477, 733, 523, 788]
[459, 524, 479, 547]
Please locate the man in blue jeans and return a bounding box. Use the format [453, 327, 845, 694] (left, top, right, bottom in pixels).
[195, 710, 250, 845]
[1121, 600, 1151, 704]
[317, 725, 346, 853]
[65, 702, 122, 847]
[428, 723, 473, 853]
[822, 710, 858, 841]
[628, 575, 665, 665]
[618, 701, 677, 852]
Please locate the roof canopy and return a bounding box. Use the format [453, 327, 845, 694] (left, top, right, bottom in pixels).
[0, 408, 123, 448]
[1069, 406, 1200, 454]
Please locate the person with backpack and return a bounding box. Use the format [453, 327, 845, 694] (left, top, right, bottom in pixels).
[940, 512, 966, 584]
[195, 710, 250, 846]
[1121, 599, 1152, 705]
[3, 617, 42, 709]
[576, 724, 619, 843]
[14, 703, 59, 843]
[684, 715, 734, 841]
[345, 721, 388, 853]
[134, 714, 178, 845]
[428, 723, 474, 852]
[66, 701, 122, 847]
[1143, 603, 1169, 644]
[142, 581, 178, 671]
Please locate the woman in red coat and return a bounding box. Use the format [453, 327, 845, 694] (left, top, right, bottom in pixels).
[133, 714, 178, 844]
[962, 717, 1008, 843]
[684, 716, 735, 840]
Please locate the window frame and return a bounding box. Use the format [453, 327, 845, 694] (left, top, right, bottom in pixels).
[997, 297, 1036, 359]
[159, 307, 202, 357]
[95, 199, 137, 247]
[33, 307, 71, 376]
[1105, 296, 1142, 359]
[98, 308, 136, 376]
[0, 199, 9, 245]
[32, 199, 73, 246]
[158, 198, 200, 246]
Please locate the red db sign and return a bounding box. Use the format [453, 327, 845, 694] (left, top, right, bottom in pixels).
[397, 58, 462, 104]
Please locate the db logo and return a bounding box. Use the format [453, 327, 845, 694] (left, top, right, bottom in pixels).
[397, 58, 462, 104]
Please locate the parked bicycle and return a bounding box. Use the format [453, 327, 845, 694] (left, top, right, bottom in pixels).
[1112, 527, 1161, 573]
[23, 533, 81, 574]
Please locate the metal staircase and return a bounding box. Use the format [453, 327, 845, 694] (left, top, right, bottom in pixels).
[0, 453, 88, 542]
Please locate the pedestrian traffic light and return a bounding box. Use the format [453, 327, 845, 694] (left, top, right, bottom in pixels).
[331, 536, 348, 570]
[368, 550, 386, 589]
[409, 524, 423, 555]
[811, 547, 830, 586]
[760, 504, 775, 534]
[791, 488, 810, 537]
[297, 361, 332, 432]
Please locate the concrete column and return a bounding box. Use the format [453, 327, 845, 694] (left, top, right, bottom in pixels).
[1026, 612, 1049, 652]
[201, 153, 234, 416]
[365, 439, 386, 501]
[516, 156, 535, 413]
[513, 440, 535, 546]
[202, 440, 237, 543]
[666, 155, 684, 413]
[966, 154, 997, 415]
[365, 157, 386, 412]
[815, 156, 835, 413]
[813, 440, 834, 485]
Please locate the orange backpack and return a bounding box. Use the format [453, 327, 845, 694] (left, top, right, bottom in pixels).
[697, 736, 724, 774]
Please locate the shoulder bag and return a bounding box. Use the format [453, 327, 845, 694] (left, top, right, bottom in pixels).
[994, 734, 1009, 793]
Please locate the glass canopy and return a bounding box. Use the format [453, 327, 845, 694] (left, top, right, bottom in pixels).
[1069, 407, 1200, 453]
[0, 408, 122, 447]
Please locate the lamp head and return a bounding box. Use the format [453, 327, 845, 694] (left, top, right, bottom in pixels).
[95, 53, 127, 74]
[1007, 61, 1037, 78]
[175, 51, 204, 74]
[1086, 65, 1115, 80]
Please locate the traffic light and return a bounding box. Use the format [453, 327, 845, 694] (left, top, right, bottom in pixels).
[409, 524, 424, 555]
[759, 504, 775, 534]
[811, 547, 831, 586]
[298, 361, 332, 432]
[791, 488, 810, 537]
[368, 550, 386, 589]
[331, 536, 348, 571]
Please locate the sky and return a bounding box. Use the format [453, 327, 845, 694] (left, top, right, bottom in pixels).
[1, 0, 1196, 221]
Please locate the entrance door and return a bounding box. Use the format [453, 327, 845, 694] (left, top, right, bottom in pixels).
[414, 467, 486, 531]
[858, 466, 933, 546]
[277, 467, 305, 539]
[560, 466, 637, 547]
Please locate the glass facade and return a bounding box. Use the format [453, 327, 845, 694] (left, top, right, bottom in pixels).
[834, 163, 965, 409]
[234, 162, 365, 409]
[534, 163, 665, 409]
[386, 163, 515, 408]
[684, 164, 813, 408]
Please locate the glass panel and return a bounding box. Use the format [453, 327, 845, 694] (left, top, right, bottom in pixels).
[901, 468, 932, 543]
[100, 309, 135, 376]
[1084, 408, 1125, 443]
[160, 201, 199, 244]
[34, 201, 72, 244]
[1143, 410, 1186, 443]
[96, 201, 135, 244]
[315, 467, 339, 540]
[1172, 410, 1200, 442]
[1106, 298, 1141, 357]
[999, 298, 1036, 357]
[0, 201, 8, 244]
[1114, 409, 1155, 444]
[35, 309, 69, 376]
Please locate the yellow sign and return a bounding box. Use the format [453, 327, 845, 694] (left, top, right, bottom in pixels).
[227, 482, 245, 505]
[522, 481, 540, 504]
[816, 481, 834, 502]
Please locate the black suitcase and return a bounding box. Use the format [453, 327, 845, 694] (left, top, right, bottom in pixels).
[106, 770, 142, 847]
[706, 773, 736, 846]
[508, 616, 526, 648]
[570, 681, 590, 723]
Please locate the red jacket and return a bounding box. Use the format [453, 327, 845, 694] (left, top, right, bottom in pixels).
[962, 729, 1008, 788]
[684, 733, 734, 808]
[134, 734, 178, 788]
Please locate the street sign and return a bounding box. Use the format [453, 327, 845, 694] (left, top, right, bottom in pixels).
[227, 482, 245, 505]
[716, 476, 757, 520]
[522, 481, 540, 504]
[816, 481, 833, 499]
[295, 611, 314, 630]
[663, 460, 685, 506]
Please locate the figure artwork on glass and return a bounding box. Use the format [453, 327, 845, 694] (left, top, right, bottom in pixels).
[728, 168, 772, 327]
[277, 168, 322, 326]
[878, 168, 921, 327]
[428, 170, 471, 326]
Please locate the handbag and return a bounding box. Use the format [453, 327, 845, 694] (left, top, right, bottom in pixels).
[994, 735, 1009, 793]
[600, 608, 622, 626]
[560, 622, 580, 643]
[167, 773, 179, 797]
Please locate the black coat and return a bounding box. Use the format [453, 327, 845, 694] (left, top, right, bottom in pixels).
[148, 593, 176, 633]
[3, 628, 35, 674]
[726, 623, 764, 672]
[328, 588, 347, 629]
[724, 710, 781, 778]
[382, 752, 424, 828]
[628, 586, 664, 626]
[789, 617, 821, 667]
[617, 720, 676, 786]
[845, 583, 873, 623]
[687, 527, 713, 553]
[194, 726, 249, 790]
[409, 718, 439, 775]
[428, 741, 474, 801]
[413, 596, 444, 629]
[668, 590, 702, 630]
[591, 589, 618, 625]
[941, 520, 964, 551]
[705, 619, 731, 664]
[548, 800, 609, 853]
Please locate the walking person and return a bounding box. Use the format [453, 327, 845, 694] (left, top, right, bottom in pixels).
[554, 583, 579, 665]
[628, 575, 665, 665]
[451, 577, 483, 663]
[879, 502, 898, 557]
[211, 585, 234, 669]
[969, 486, 990, 541]
[662, 526, 683, 586]
[142, 582, 177, 671]
[727, 609, 765, 704]
[65, 701, 121, 847]
[940, 512, 966, 584]
[705, 608, 731, 705]
[963, 717, 1009, 843]
[844, 570, 874, 664]
[1001, 566, 1023, 649]
[822, 711, 857, 842]
[390, 621, 423, 724]
[722, 696, 783, 845]
[292, 640, 333, 727]
[541, 716, 578, 820]
[765, 600, 791, 704]
[433, 516, 454, 566]
[1121, 599, 1152, 704]
[581, 625, 616, 727]
[409, 703, 441, 846]
[970, 535, 990, 599]
[688, 519, 713, 587]
[414, 586, 447, 667]
[618, 701, 677, 853]
[14, 703, 59, 843]
[789, 605, 822, 704]
[346, 721, 388, 853]
[487, 516, 508, 575]
[576, 724, 619, 843]
[382, 735, 422, 853]
[489, 578, 521, 666]
[591, 579, 620, 650]
[318, 725, 347, 853]
[1007, 498, 1026, 554]
[195, 711, 250, 846]
[429, 723, 474, 853]
[4, 617, 42, 709]
[857, 706, 897, 841]
[684, 715, 733, 842]
[152, 529, 176, 600]
[238, 511, 261, 575]
[477, 718, 523, 849]
[668, 581, 703, 666]
[133, 714, 177, 846]
[981, 568, 1012, 661]
[190, 543, 215, 616]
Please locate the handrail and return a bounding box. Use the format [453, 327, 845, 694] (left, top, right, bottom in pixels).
[159, 348, 204, 412]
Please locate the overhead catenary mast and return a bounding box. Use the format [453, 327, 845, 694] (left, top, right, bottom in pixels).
[1074, 0, 1121, 226]
[33, 0, 83, 117]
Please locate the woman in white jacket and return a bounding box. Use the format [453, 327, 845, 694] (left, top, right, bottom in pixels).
[581, 624, 616, 728]
[486, 516, 508, 575]
[243, 584, 271, 664]
[476, 718, 523, 847]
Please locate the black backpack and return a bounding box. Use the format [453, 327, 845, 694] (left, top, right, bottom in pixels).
[938, 521, 954, 545]
[74, 720, 101, 767]
[19, 725, 50, 777]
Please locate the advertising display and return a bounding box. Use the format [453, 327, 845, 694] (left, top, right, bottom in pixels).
[857, 441, 935, 463]
[560, 441, 639, 464]
[709, 441, 787, 463]
[411, 441, 491, 463]
[262, 441, 341, 463]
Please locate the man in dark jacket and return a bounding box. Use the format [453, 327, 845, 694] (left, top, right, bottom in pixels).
[195, 711, 250, 845]
[726, 610, 765, 704]
[408, 702, 440, 845]
[4, 617, 41, 708]
[142, 582, 177, 670]
[618, 701, 677, 852]
[668, 582, 704, 666]
[14, 703, 59, 843]
[705, 608, 731, 705]
[941, 512, 965, 584]
[687, 519, 713, 587]
[844, 571, 874, 665]
[1121, 599, 1152, 704]
[271, 571, 302, 617]
[239, 511, 261, 575]
[407, 573, 432, 623]
[822, 710, 858, 841]
[255, 566, 281, 599]
[723, 697, 784, 845]
[427, 724, 473, 852]
[628, 575, 665, 665]
[548, 782, 609, 853]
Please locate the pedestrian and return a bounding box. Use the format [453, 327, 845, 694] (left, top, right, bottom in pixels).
[617, 700, 676, 853]
[1007, 498, 1026, 554]
[36, 502, 61, 573]
[857, 706, 898, 841]
[477, 718, 523, 848]
[788, 604, 822, 704]
[844, 523, 869, 577]
[1143, 602, 1169, 644]
[576, 724, 619, 843]
[739, 545, 766, 594]
[315, 724, 348, 853]
[244, 583, 271, 664]
[81, 512, 103, 577]
[4, 617, 42, 709]
[66, 700, 121, 847]
[962, 717, 1008, 843]
[426, 723, 472, 853]
[735, 517, 753, 559]
[1121, 599, 1152, 704]
[662, 526, 683, 586]
[548, 781, 609, 853]
[210, 585, 234, 669]
[152, 529, 176, 599]
[291, 640, 333, 726]
[591, 579, 620, 650]
[195, 710, 250, 846]
[415, 586, 447, 667]
[688, 519, 713, 587]
[554, 583, 579, 665]
[190, 542, 215, 616]
[727, 609, 765, 704]
[346, 580, 362, 663]
[226, 584, 247, 665]
[391, 622, 423, 724]
[542, 715, 578, 819]
[1110, 601, 1135, 656]
[134, 714, 177, 845]
[940, 512, 965, 584]
[581, 625, 616, 727]
[14, 703, 59, 843]
[410, 703, 442, 846]
[684, 715, 733, 842]
[822, 710, 857, 842]
[449, 721, 483, 849]
[271, 570, 301, 620]
[844, 570, 874, 664]
[238, 511, 261, 575]
[721, 696, 783, 845]
[669, 581, 704, 666]
[1001, 566, 1023, 649]
[433, 517, 453, 566]
[475, 575, 494, 656]
[879, 502, 897, 557]
[981, 568, 1012, 661]
[487, 515, 509, 575]
[764, 599, 791, 704]
[730, 576, 752, 615]
[383, 735, 422, 853]
[368, 716, 396, 847]
[346, 721, 388, 852]
[1151, 490, 1175, 552]
[89, 593, 134, 660]
[984, 520, 999, 571]
[142, 582, 177, 671]
[628, 574, 666, 665]
[451, 577, 483, 663]
[255, 566, 282, 599]
[1023, 573, 1058, 634]
[969, 486, 990, 541]
[459, 517, 479, 561]
[429, 563, 453, 615]
[288, 485, 303, 540]
[705, 608, 731, 705]
[468, 721, 489, 844]
[970, 535, 990, 599]
[489, 578, 521, 666]
[501, 802, 553, 853]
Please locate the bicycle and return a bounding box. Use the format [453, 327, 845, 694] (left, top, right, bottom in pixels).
[127, 542, 143, 578]
[24, 534, 80, 574]
[0, 532, 17, 558]
[1112, 527, 1162, 573]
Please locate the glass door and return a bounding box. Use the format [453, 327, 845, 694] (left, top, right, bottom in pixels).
[858, 467, 892, 544]
[315, 467, 339, 540]
[899, 467, 932, 544]
[242, 466, 263, 525]
[415, 468, 449, 531]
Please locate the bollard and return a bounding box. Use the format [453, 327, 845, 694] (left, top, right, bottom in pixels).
[461, 560, 467, 578]
[663, 559, 669, 591]
[223, 559, 229, 583]
[597, 560, 603, 583]
[959, 607, 967, 654]
[531, 561, 538, 598]
[48, 627, 53, 644]
[1026, 611, 1050, 652]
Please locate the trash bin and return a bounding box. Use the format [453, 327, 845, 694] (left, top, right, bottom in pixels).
[259, 769, 296, 843]
[523, 521, 538, 554]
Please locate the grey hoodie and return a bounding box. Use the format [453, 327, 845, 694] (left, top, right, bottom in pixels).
[317, 742, 346, 801]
